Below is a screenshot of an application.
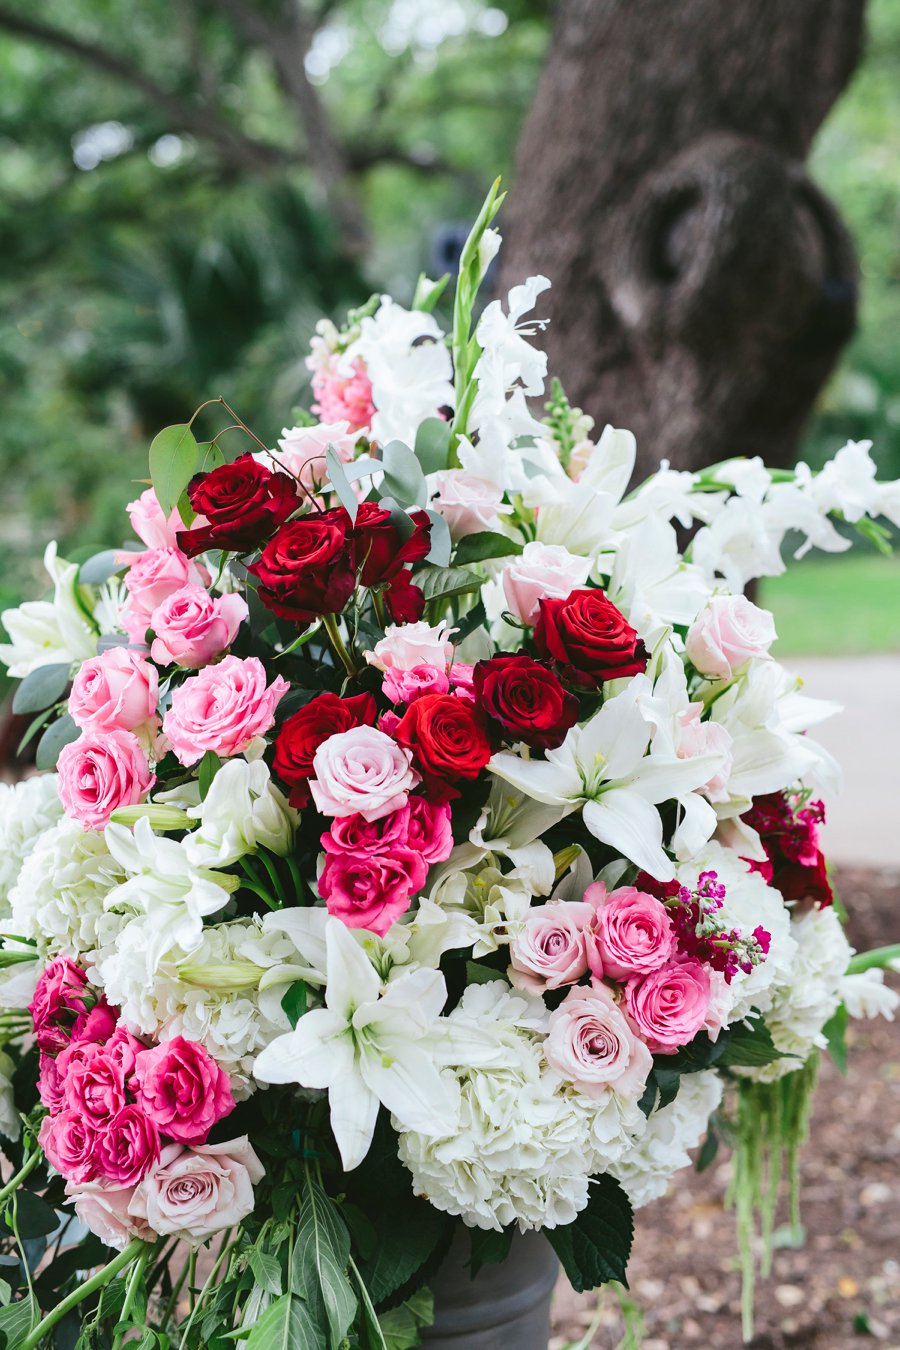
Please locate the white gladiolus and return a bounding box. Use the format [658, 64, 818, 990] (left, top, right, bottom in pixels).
[343, 297, 454, 447]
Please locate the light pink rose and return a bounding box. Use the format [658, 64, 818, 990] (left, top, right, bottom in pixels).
[40, 1109, 100, 1184]
[585, 883, 677, 982]
[433, 470, 508, 539]
[121, 547, 204, 643]
[624, 958, 711, 1055]
[382, 663, 450, 705]
[127, 488, 193, 551]
[675, 705, 734, 801]
[133, 1035, 234, 1145]
[309, 725, 420, 821]
[405, 797, 453, 864]
[150, 585, 248, 668]
[274, 420, 358, 491]
[128, 1137, 264, 1246]
[57, 729, 155, 830]
[685, 595, 777, 681]
[67, 1177, 155, 1250]
[366, 621, 454, 674]
[318, 846, 428, 935]
[162, 656, 288, 765]
[500, 542, 591, 626]
[96, 1106, 160, 1185]
[544, 984, 652, 1100]
[69, 648, 158, 733]
[508, 901, 592, 993]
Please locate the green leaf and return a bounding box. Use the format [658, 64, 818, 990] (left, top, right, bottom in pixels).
[718, 1019, 791, 1068]
[417, 566, 481, 604]
[149, 423, 200, 516]
[249, 1249, 284, 1297]
[453, 532, 523, 565]
[198, 750, 223, 800]
[465, 962, 505, 987]
[362, 1198, 451, 1308]
[245, 1294, 323, 1350]
[35, 713, 80, 771]
[350, 1260, 387, 1350]
[12, 662, 71, 715]
[822, 1004, 849, 1075]
[13, 1190, 59, 1238]
[547, 1174, 634, 1292]
[281, 981, 309, 1029]
[293, 1179, 357, 1349]
[0, 1294, 38, 1344]
[453, 599, 487, 643]
[423, 511, 451, 568]
[414, 419, 452, 476]
[695, 1126, 719, 1174]
[325, 447, 360, 524]
[380, 441, 427, 508]
[78, 549, 128, 585]
[468, 1226, 513, 1275]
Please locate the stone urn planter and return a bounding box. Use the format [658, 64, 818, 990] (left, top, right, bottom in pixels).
[421, 1230, 559, 1349]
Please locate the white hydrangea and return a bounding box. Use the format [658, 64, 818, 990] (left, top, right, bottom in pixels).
[609, 1070, 723, 1209]
[0, 774, 63, 916]
[182, 758, 299, 868]
[9, 817, 126, 959]
[0, 1049, 19, 1142]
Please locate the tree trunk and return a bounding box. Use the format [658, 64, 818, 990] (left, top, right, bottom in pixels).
[500, 0, 866, 480]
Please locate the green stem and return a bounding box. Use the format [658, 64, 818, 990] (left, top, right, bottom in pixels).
[178, 1231, 235, 1348]
[322, 613, 357, 678]
[112, 1244, 153, 1350]
[256, 851, 288, 908]
[22, 1240, 148, 1350]
[0, 1149, 41, 1205]
[238, 858, 279, 910]
[160, 1247, 191, 1330]
[371, 588, 389, 631]
[846, 944, 900, 974]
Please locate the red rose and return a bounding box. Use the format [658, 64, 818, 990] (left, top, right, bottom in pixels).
[534, 588, 647, 685]
[273, 691, 377, 806]
[351, 504, 432, 587]
[385, 570, 425, 623]
[249, 509, 355, 622]
[473, 654, 580, 749]
[178, 455, 299, 556]
[395, 694, 493, 797]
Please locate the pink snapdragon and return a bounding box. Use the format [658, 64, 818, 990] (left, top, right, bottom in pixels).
[311, 355, 374, 432]
[57, 729, 155, 830]
[162, 656, 288, 765]
[150, 585, 248, 668]
[69, 648, 159, 734]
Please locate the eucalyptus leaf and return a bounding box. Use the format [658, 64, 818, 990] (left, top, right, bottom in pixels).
[12, 662, 71, 715]
[78, 549, 127, 586]
[414, 419, 452, 475]
[381, 441, 427, 508]
[423, 511, 452, 567]
[149, 423, 200, 516]
[325, 447, 359, 524]
[35, 713, 80, 771]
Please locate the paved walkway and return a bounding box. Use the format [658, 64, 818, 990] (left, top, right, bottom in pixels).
[795, 655, 900, 869]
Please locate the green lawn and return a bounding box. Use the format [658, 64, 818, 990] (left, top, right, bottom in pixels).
[760, 552, 900, 657]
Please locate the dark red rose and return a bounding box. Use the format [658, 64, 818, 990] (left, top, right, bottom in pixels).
[177, 455, 299, 556]
[473, 654, 580, 750]
[385, 570, 425, 623]
[249, 509, 355, 621]
[534, 588, 647, 685]
[395, 694, 493, 798]
[351, 504, 432, 587]
[273, 691, 377, 806]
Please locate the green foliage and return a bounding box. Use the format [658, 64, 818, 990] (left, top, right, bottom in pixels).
[547, 1175, 634, 1293]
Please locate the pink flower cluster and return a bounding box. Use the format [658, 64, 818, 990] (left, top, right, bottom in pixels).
[32, 960, 256, 1248]
[310, 355, 375, 432]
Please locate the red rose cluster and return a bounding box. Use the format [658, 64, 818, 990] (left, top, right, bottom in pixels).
[742, 792, 834, 908]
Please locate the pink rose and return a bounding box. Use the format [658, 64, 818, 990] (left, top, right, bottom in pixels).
[97, 1106, 160, 1185]
[382, 664, 450, 705]
[150, 585, 248, 668]
[448, 662, 475, 696]
[69, 648, 159, 733]
[162, 656, 288, 765]
[366, 621, 454, 674]
[62, 1044, 126, 1126]
[57, 729, 155, 830]
[508, 901, 592, 993]
[318, 847, 428, 935]
[73, 997, 118, 1046]
[121, 547, 204, 643]
[405, 797, 453, 864]
[309, 725, 420, 821]
[433, 470, 508, 539]
[67, 1177, 155, 1250]
[274, 420, 358, 491]
[29, 960, 89, 1054]
[322, 808, 410, 855]
[624, 958, 711, 1055]
[586, 883, 677, 981]
[544, 984, 652, 1101]
[675, 706, 734, 801]
[39, 1052, 66, 1112]
[128, 1137, 264, 1246]
[500, 542, 591, 626]
[133, 1036, 234, 1145]
[685, 595, 777, 681]
[106, 1026, 146, 1084]
[40, 1109, 100, 1183]
[127, 488, 197, 551]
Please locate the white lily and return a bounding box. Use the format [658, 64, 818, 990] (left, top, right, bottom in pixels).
[253, 918, 458, 1171]
[488, 676, 723, 880]
[0, 543, 97, 678]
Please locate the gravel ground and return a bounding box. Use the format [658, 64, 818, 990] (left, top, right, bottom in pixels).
[551, 867, 900, 1350]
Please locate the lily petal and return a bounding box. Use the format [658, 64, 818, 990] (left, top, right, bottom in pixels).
[583, 789, 674, 881]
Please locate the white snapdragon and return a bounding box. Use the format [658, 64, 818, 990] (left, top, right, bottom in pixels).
[344, 298, 454, 446]
[183, 759, 299, 867]
[0, 543, 97, 677]
[0, 774, 63, 914]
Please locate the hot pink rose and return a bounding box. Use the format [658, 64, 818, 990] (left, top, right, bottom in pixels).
[29, 960, 89, 1054]
[40, 1109, 100, 1183]
[73, 997, 118, 1046]
[685, 595, 777, 681]
[433, 470, 508, 539]
[309, 725, 419, 821]
[128, 1137, 264, 1245]
[586, 883, 677, 981]
[405, 797, 453, 864]
[382, 664, 450, 705]
[675, 706, 734, 801]
[162, 656, 288, 765]
[448, 662, 475, 696]
[127, 488, 194, 550]
[133, 1035, 234, 1145]
[57, 728, 155, 830]
[311, 355, 374, 432]
[106, 1026, 146, 1084]
[500, 542, 591, 626]
[318, 847, 428, 935]
[69, 648, 158, 733]
[508, 901, 592, 993]
[322, 807, 410, 855]
[366, 621, 454, 674]
[274, 420, 358, 491]
[121, 547, 204, 643]
[624, 958, 711, 1055]
[150, 585, 248, 668]
[97, 1105, 160, 1185]
[39, 1052, 66, 1112]
[544, 984, 652, 1101]
[62, 1044, 126, 1125]
[67, 1178, 155, 1250]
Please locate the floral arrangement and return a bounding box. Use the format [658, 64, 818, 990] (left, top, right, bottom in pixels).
[0, 182, 897, 1348]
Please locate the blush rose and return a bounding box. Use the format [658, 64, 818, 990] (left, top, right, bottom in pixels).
[685, 595, 777, 681]
[309, 725, 420, 821]
[128, 1137, 264, 1246]
[544, 984, 652, 1101]
[150, 584, 248, 668]
[508, 901, 592, 993]
[162, 655, 288, 765]
[57, 729, 155, 830]
[68, 648, 159, 733]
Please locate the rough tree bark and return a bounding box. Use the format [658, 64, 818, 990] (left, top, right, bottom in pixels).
[500, 0, 866, 480]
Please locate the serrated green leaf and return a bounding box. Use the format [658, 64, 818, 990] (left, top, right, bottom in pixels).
[35, 713, 80, 771]
[381, 441, 427, 508]
[453, 532, 523, 565]
[361, 1198, 451, 1307]
[822, 1004, 849, 1075]
[245, 1294, 323, 1350]
[417, 565, 481, 604]
[414, 419, 452, 476]
[718, 1019, 791, 1068]
[468, 1225, 513, 1275]
[249, 1248, 284, 1297]
[293, 1180, 356, 1349]
[149, 423, 200, 516]
[12, 662, 71, 715]
[547, 1175, 634, 1292]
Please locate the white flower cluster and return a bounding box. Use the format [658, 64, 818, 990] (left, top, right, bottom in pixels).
[0, 774, 64, 915]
